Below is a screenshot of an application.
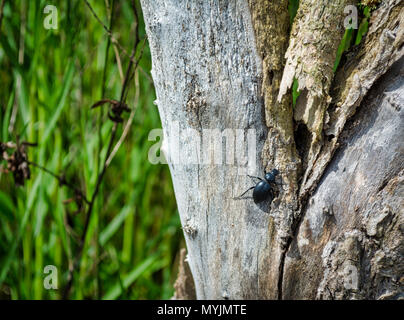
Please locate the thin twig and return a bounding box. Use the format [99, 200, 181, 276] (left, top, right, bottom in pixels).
[0, 0, 6, 35]
[63, 3, 142, 299]
[96, 0, 116, 300]
[138, 65, 153, 83]
[9, 1, 26, 134]
[113, 44, 125, 82]
[106, 70, 140, 167]
[84, 0, 136, 65]
[84, 0, 152, 84]
[28, 161, 90, 204]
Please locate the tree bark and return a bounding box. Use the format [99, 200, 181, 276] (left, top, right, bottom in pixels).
[141, 0, 403, 299]
[282, 58, 404, 299]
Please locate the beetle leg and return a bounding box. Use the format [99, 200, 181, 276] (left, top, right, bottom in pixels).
[267, 188, 275, 205]
[236, 186, 255, 198]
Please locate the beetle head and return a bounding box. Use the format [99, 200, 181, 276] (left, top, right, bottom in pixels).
[264, 169, 279, 183]
[271, 169, 279, 176]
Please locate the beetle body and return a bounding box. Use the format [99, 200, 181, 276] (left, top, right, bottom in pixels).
[237, 169, 280, 205]
[252, 180, 273, 204]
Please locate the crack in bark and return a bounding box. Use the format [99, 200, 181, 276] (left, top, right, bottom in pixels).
[277, 0, 403, 299]
[248, 0, 301, 299]
[277, 196, 311, 299]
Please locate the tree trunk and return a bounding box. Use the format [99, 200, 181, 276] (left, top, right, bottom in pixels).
[140, 0, 403, 299]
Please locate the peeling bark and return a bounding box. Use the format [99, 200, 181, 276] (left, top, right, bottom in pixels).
[278, 0, 355, 188]
[248, 0, 300, 241]
[301, 0, 404, 198]
[282, 59, 404, 299]
[248, 0, 300, 298]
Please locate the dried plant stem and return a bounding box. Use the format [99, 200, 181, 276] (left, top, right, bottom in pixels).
[62, 2, 142, 299]
[9, 1, 26, 134]
[28, 161, 90, 204]
[84, 0, 137, 65]
[96, 0, 115, 299]
[106, 71, 140, 167]
[0, 0, 6, 35]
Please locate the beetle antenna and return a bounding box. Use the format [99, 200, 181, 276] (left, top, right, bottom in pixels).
[247, 175, 262, 182]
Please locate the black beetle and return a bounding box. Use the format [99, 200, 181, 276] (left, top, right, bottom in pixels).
[237, 169, 280, 204]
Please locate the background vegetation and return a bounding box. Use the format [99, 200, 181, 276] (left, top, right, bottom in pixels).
[0, 0, 183, 299]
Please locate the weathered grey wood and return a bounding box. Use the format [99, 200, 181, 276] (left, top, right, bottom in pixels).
[141, 0, 274, 299]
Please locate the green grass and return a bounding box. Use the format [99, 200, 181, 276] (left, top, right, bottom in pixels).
[334, 5, 371, 72]
[0, 0, 182, 300]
